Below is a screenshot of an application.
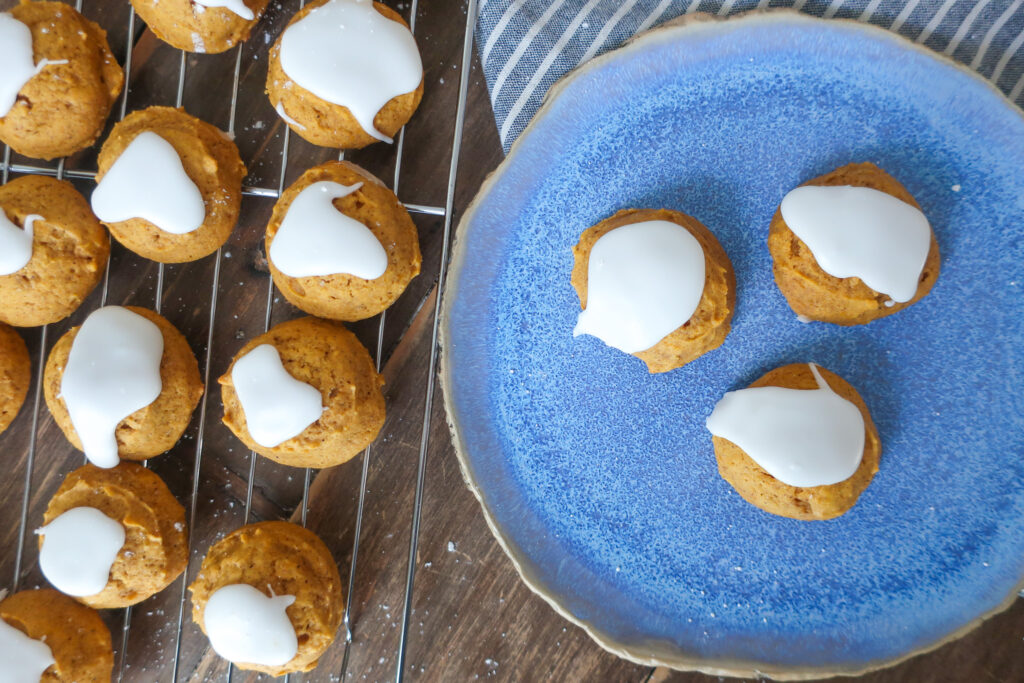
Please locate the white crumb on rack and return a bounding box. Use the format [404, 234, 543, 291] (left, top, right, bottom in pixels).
[447, 540, 456, 552]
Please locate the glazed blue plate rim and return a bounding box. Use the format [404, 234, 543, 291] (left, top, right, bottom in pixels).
[439, 10, 1024, 678]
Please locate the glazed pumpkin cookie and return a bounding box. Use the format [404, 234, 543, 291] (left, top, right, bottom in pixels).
[189, 521, 344, 676]
[768, 162, 940, 325]
[129, 0, 271, 54]
[0, 175, 109, 327]
[266, 161, 421, 321]
[219, 316, 385, 468]
[44, 305, 204, 468]
[0, 588, 113, 682]
[91, 106, 246, 263]
[707, 363, 881, 521]
[267, 0, 424, 149]
[38, 462, 187, 609]
[572, 208, 735, 373]
[0, 1, 123, 160]
[0, 323, 30, 434]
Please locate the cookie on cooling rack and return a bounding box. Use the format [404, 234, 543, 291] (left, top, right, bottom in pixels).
[219, 316, 385, 468]
[706, 363, 881, 521]
[571, 208, 736, 374]
[0, 175, 109, 327]
[38, 462, 188, 609]
[189, 521, 344, 676]
[43, 305, 204, 468]
[768, 162, 941, 325]
[267, 0, 424, 149]
[0, 588, 114, 681]
[91, 106, 246, 263]
[265, 160, 421, 321]
[129, 0, 271, 54]
[0, 1, 123, 160]
[0, 323, 30, 435]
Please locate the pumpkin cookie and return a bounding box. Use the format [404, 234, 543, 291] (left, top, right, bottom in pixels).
[44, 305, 204, 466]
[129, 0, 271, 54]
[768, 162, 940, 325]
[266, 161, 420, 321]
[0, 1, 123, 160]
[0, 323, 30, 434]
[0, 175, 109, 327]
[39, 462, 188, 609]
[219, 316, 385, 468]
[189, 521, 344, 676]
[266, 0, 423, 149]
[572, 208, 735, 373]
[707, 363, 881, 521]
[0, 588, 113, 682]
[92, 106, 246, 263]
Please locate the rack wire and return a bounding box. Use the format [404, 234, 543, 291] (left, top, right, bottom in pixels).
[2, 0, 480, 680]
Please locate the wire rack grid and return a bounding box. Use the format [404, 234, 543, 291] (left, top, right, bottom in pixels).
[1, 0, 480, 680]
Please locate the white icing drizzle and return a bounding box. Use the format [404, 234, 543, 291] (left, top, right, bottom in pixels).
[203, 584, 298, 667]
[231, 344, 324, 448]
[574, 220, 706, 354]
[275, 102, 306, 131]
[0, 617, 55, 683]
[268, 180, 388, 279]
[91, 131, 206, 235]
[60, 306, 164, 468]
[37, 507, 125, 597]
[278, 0, 422, 143]
[0, 212, 41, 276]
[780, 185, 931, 303]
[706, 364, 866, 488]
[194, 0, 255, 20]
[0, 13, 67, 118]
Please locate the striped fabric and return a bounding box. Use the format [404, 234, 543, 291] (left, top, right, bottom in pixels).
[477, 0, 1024, 152]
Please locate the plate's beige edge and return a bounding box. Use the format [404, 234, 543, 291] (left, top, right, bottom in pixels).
[438, 9, 1024, 680]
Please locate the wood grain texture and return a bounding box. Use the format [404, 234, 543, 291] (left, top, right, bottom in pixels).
[0, 1, 1020, 681]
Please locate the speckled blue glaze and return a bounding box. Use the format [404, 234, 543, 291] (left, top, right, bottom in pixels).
[443, 13, 1024, 673]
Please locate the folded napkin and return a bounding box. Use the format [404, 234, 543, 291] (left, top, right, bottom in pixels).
[477, 0, 1024, 152]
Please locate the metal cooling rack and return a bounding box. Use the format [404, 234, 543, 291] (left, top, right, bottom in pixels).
[2, 0, 480, 680]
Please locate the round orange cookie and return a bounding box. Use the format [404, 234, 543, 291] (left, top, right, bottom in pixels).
[40, 462, 188, 608]
[0, 175, 109, 327]
[0, 588, 113, 682]
[571, 208, 736, 373]
[712, 363, 882, 521]
[266, 0, 424, 149]
[0, 323, 30, 435]
[43, 306, 204, 461]
[189, 521, 344, 676]
[129, 0, 271, 54]
[94, 106, 246, 263]
[0, 1, 123, 160]
[266, 161, 421, 321]
[768, 162, 941, 325]
[219, 316, 386, 468]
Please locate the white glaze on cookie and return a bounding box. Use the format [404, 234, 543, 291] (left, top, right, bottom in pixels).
[0, 212, 40, 276]
[275, 102, 306, 130]
[0, 616, 55, 682]
[194, 0, 255, 20]
[230, 344, 325, 448]
[706, 364, 865, 488]
[574, 220, 706, 354]
[268, 180, 388, 279]
[61, 306, 164, 468]
[37, 507, 126, 597]
[780, 185, 931, 303]
[91, 131, 206, 235]
[203, 584, 298, 667]
[0, 13, 68, 118]
[278, 0, 422, 143]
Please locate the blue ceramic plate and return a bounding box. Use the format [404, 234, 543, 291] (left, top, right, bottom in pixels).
[441, 11, 1024, 677]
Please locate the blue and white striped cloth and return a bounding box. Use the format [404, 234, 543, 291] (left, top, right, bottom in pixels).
[477, 0, 1024, 152]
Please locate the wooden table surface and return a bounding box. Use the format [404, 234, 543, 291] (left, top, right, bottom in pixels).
[1, 1, 1020, 681]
